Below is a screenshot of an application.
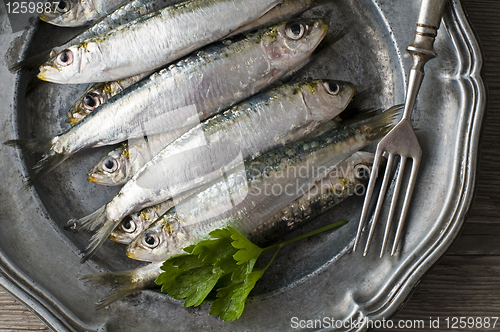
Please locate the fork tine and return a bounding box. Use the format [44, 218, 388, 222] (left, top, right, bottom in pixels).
[363, 153, 394, 256]
[353, 149, 384, 252]
[391, 157, 421, 255]
[380, 156, 407, 257]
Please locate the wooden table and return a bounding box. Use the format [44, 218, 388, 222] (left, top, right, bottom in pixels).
[1, 0, 499, 330]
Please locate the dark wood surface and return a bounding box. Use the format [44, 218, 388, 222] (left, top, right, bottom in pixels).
[1, 0, 499, 330]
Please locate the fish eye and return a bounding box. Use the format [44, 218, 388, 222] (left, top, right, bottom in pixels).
[285, 22, 305, 40]
[324, 81, 340, 95]
[121, 217, 136, 233]
[354, 164, 370, 181]
[143, 233, 160, 248]
[55, 0, 70, 13]
[56, 49, 73, 66]
[101, 157, 118, 173]
[82, 93, 101, 110]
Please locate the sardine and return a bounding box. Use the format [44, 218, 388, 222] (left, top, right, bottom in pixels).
[72, 79, 355, 262]
[7, 19, 328, 187]
[11, 0, 183, 71]
[39, 0, 132, 27]
[125, 106, 400, 262]
[67, 73, 150, 125]
[88, 117, 343, 187]
[37, 0, 284, 83]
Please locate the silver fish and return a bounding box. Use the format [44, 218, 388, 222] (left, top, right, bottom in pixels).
[11, 0, 183, 71]
[90, 112, 345, 187]
[67, 73, 150, 125]
[38, 0, 284, 83]
[73, 79, 355, 262]
[39, 0, 132, 27]
[7, 19, 328, 187]
[125, 106, 400, 262]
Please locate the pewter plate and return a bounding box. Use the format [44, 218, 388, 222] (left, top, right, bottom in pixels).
[0, 0, 485, 331]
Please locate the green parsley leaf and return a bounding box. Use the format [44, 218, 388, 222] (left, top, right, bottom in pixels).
[210, 266, 264, 321]
[228, 226, 264, 265]
[155, 220, 348, 321]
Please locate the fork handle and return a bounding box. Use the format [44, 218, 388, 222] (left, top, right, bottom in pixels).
[403, 0, 447, 120]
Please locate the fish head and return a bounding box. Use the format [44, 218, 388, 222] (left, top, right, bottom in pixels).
[38, 43, 103, 84]
[126, 212, 188, 262]
[87, 145, 130, 186]
[262, 18, 329, 70]
[339, 151, 375, 186]
[300, 80, 356, 121]
[109, 209, 154, 244]
[315, 151, 374, 200]
[39, 0, 96, 27]
[67, 85, 108, 125]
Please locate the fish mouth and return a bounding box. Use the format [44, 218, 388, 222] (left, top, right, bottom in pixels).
[37, 66, 59, 82]
[125, 246, 138, 260]
[67, 116, 80, 125]
[87, 172, 99, 183]
[39, 13, 48, 22]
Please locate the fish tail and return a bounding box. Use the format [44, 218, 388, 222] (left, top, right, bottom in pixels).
[66, 205, 107, 232]
[364, 104, 404, 140]
[9, 50, 51, 72]
[80, 265, 159, 309]
[80, 218, 120, 263]
[4, 138, 68, 186]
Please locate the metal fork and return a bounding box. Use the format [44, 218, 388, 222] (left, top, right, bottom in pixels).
[354, 0, 447, 257]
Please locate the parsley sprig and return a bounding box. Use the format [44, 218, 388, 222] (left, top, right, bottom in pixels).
[155, 220, 348, 321]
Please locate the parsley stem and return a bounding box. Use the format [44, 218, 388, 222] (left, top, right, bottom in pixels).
[263, 220, 348, 252]
[262, 247, 281, 271]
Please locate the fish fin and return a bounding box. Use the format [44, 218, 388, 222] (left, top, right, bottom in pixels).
[9, 50, 51, 72]
[25, 77, 43, 96]
[80, 218, 120, 263]
[4, 137, 53, 152]
[80, 266, 157, 309]
[342, 87, 378, 118]
[363, 105, 404, 140]
[311, 26, 350, 59]
[66, 205, 107, 232]
[4, 138, 68, 187]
